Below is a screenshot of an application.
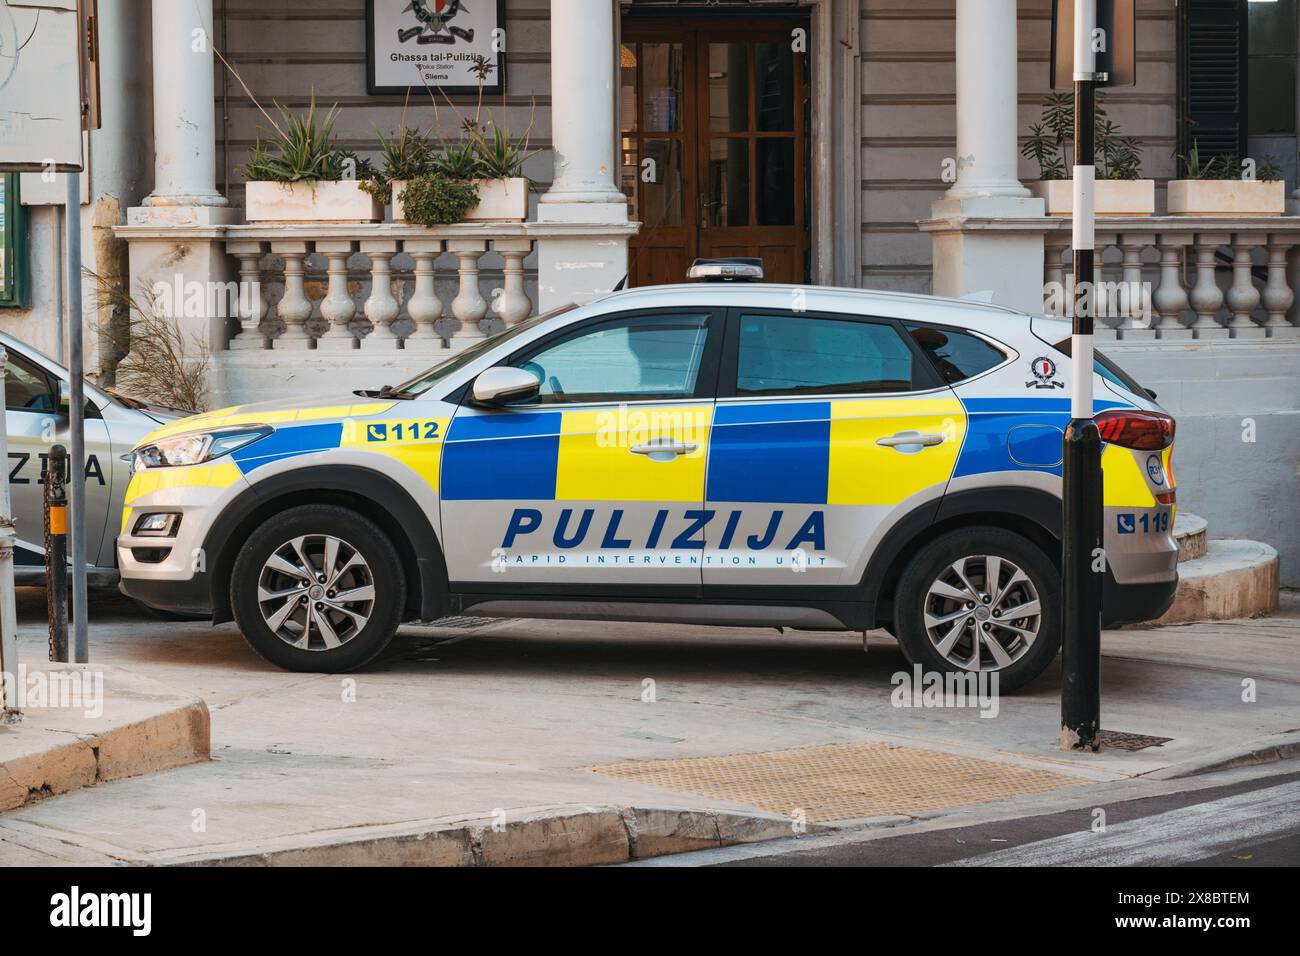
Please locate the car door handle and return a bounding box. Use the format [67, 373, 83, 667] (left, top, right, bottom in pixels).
[876, 431, 945, 450]
[630, 439, 698, 460]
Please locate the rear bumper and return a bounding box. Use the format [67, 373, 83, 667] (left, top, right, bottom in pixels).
[1102, 571, 1177, 627]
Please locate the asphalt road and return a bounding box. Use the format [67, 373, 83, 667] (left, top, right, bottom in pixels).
[692, 768, 1300, 866]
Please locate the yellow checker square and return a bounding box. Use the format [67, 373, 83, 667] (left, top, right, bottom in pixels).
[555, 406, 712, 502]
[1102, 444, 1156, 508]
[123, 460, 242, 507]
[342, 416, 450, 489]
[827, 397, 966, 506]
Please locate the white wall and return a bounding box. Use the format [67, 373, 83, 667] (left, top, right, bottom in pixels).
[1108, 342, 1300, 587]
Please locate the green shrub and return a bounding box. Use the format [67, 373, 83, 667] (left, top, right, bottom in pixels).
[400, 174, 480, 225]
[1022, 91, 1143, 181]
[239, 95, 375, 185]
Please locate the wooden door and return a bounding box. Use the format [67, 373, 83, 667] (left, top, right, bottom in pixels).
[620, 17, 809, 287]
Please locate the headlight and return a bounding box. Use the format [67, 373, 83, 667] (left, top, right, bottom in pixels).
[132, 426, 271, 470]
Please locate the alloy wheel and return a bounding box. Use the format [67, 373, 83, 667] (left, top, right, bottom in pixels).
[256, 534, 376, 651]
[921, 554, 1042, 672]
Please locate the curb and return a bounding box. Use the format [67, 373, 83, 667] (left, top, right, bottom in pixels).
[147, 805, 804, 867]
[1144, 730, 1300, 780]
[0, 664, 210, 813]
[1155, 540, 1279, 625]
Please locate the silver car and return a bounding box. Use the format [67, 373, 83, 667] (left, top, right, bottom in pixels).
[2, 332, 186, 585]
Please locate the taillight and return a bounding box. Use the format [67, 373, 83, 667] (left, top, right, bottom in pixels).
[1095, 409, 1175, 450]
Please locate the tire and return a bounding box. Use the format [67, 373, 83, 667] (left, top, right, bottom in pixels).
[893, 526, 1060, 693]
[230, 504, 405, 672]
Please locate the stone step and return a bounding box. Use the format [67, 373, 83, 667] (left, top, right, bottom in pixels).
[1173, 512, 1208, 562]
[1154, 539, 1280, 625]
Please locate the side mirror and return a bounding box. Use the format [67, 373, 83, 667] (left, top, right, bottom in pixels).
[58, 379, 72, 412]
[471, 366, 540, 405]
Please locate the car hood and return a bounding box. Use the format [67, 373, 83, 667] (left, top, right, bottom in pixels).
[135, 392, 399, 445]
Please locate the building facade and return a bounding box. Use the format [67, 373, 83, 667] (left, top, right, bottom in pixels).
[2, 0, 1299, 582]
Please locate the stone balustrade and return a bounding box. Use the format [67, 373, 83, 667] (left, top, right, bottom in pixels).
[220, 224, 591, 353]
[1036, 217, 1300, 340]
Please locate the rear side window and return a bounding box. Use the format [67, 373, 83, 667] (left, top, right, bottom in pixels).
[735, 313, 918, 396]
[1050, 336, 1148, 398]
[905, 323, 1007, 384]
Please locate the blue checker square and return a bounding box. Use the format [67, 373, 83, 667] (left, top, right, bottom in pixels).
[441, 410, 562, 501]
[707, 416, 830, 504]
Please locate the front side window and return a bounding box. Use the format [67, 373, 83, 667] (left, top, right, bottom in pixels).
[906, 323, 1007, 384]
[4, 351, 56, 412]
[511, 313, 711, 404]
[734, 313, 917, 396]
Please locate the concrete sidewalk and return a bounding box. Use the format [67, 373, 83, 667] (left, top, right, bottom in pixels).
[0, 663, 209, 815]
[0, 587, 1296, 865]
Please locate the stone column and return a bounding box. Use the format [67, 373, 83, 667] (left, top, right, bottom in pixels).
[536, 0, 630, 305]
[126, 0, 234, 358]
[925, 0, 1046, 314]
[946, 0, 1030, 201]
[142, 0, 226, 213]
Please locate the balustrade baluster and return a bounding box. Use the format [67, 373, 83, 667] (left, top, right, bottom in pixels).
[1263, 237, 1297, 338]
[404, 239, 445, 346]
[270, 241, 313, 346]
[316, 240, 358, 350]
[227, 240, 269, 349]
[361, 240, 401, 346]
[1189, 232, 1229, 339]
[448, 239, 489, 344]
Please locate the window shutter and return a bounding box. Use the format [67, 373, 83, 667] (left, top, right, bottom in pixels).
[1178, 0, 1248, 167]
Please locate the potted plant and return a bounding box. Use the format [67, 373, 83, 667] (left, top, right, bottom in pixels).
[240, 98, 382, 223]
[1022, 92, 1154, 216]
[397, 174, 481, 227]
[1166, 143, 1286, 216]
[462, 120, 533, 221]
[364, 126, 436, 223]
[422, 56, 538, 222]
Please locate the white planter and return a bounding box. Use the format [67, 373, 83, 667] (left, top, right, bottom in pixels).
[1166, 179, 1285, 217]
[392, 177, 528, 223]
[244, 180, 382, 224]
[465, 177, 529, 222]
[1028, 179, 1156, 216]
[391, 179, 410, 223]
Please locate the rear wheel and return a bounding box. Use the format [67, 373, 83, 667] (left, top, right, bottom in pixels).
[893, 527, 1060, 692]
[231, 505, 405, 672]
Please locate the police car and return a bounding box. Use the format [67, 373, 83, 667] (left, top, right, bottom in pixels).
[118, 283, 1178, 689]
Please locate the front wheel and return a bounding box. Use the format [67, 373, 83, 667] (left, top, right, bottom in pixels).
[231, 504, 405, 672]
[893, 526, 1060, 693]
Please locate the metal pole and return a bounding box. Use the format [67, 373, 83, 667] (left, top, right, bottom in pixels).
[66, 172, 89, 663]
[45, 445, 70, 663]
[0, 347, 20, 717]
[54, 204, 65, 363]
[1061, 0, 1102, 752]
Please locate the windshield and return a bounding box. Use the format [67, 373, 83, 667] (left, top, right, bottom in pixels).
[393, 304, 578, 397]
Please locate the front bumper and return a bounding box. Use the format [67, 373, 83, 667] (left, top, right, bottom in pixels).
[119, 572, 214, 615]
[116, 461, 248, 614]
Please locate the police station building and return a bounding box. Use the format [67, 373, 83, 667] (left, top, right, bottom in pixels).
[1, 0, 1298, 584]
